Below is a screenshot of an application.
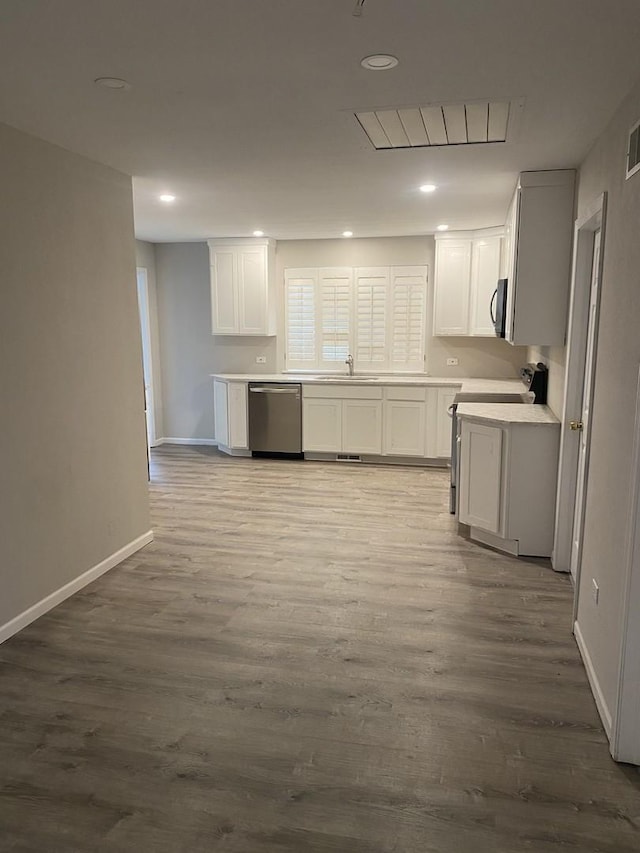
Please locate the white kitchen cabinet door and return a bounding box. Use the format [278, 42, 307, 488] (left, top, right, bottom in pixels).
[459, 421, 503, 533]
[227, 382, 248, 449]
[213, 379, 229, 446]
[303, 399, 342, 452]
[343, 400, 383, 454]
[434, 387, 458, 457]
[237, 246, 268, 335]
[505, 170, 575, 346]
[209, 239, 275, 336]
[469, 237, 502, 336]
[383, 400, 426, 456]
[433, 241, 472, 335]
[210, 249, 237, 334]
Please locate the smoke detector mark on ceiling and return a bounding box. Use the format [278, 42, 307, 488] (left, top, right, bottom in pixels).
[355, 100, 518, 149]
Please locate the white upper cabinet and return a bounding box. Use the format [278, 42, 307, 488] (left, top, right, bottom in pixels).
[469, 236, 502, 336]
[209, 238, 276, 336]
[433, 240, 472, 335]
[433, 230, 502, 337]
[504, 170, 576, 346]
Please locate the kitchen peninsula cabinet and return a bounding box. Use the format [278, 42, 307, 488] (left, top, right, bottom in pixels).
[457, 403, 560, 556]
[208, 238, 276, 335]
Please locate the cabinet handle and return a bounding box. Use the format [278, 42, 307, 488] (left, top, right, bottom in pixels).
[490, 287, 498, 324]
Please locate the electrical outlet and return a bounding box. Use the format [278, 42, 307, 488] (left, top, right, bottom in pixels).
[256, 355, 266, 364]
[592, 578, 600, 605]
[446, 357, 459, 366]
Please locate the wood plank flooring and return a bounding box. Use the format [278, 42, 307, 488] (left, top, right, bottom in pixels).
[1, 445, 639, 852]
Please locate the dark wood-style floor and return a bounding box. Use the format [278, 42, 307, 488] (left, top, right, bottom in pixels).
[1, 446, 639, 852]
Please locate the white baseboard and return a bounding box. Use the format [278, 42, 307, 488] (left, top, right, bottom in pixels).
[158, 437, 218, 446]
[0, 529, 154, 645]
[574, 619, 613, 737]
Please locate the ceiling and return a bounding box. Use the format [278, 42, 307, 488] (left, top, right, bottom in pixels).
[1, 0, 640, 242]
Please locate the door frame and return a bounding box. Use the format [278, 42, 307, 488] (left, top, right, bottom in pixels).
[136, 267, 158, 448]
[552, 193, 607, 593]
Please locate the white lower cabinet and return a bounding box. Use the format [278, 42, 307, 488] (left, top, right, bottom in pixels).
[303, 383, 460, 460]
[459, 421, 503, 533]
[302, 398, 342, 452]
[458, 414, 560, 557]
[213, 379, 248, 452]
[384, 400, 426, 456]
[303, 385, 383, 454]
[343, 400, 383, 454]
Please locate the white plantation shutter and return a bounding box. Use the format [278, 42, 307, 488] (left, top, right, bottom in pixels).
[389, 266, 427, 372]
[318, 268, 352, 368]
[284, 264, 428, 373]
[355, 267, 389, 370]
[285, 269, 317, 370]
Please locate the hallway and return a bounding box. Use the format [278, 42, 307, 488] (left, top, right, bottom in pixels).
[0, 446, 638, 852]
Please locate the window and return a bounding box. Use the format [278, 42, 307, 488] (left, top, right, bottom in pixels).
[285, 265, 428, 373]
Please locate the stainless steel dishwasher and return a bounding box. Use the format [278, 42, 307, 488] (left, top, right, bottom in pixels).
[248, 383, 302, 456]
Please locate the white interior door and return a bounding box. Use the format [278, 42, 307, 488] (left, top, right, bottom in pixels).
[570, 229, 601, 581]
[136, 268, 156, 449]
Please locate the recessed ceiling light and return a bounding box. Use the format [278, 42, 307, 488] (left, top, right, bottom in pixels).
[360, 54, 399, 71]
[420, 184, 437, 193]
[437, 224, 449, 231]
[253, 230, 264, 237]
[159, 194, 176, 203]
[342, 230, 353, 238]
[94, 77, 131, 91]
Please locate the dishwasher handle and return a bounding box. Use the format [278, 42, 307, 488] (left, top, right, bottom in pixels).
[249, 386, 300, 394]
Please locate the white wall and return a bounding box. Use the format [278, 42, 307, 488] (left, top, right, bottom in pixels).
[0, 122, 151, 633]
[572, 76, 640, 722]
[135, 240, 164, 440]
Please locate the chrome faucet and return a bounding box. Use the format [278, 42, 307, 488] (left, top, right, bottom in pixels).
[345, 354, 354, 376]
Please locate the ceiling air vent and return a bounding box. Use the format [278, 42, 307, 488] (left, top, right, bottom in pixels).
[355, 100, 513, 150]
[626, 119, 640, 180]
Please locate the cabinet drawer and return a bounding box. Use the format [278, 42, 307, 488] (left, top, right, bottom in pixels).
[383, 386, 427, 401]
[303, 384, 383, 400]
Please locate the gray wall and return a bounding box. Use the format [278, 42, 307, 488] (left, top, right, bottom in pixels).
[0, 122, 151, 629]
[572, 76, 640, 716]
[154, 243, 277, 440]
[135, 240, 165, 441]
[155, 237, 525, 440]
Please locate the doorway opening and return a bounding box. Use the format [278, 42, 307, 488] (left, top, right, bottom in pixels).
[553, 193, 607, 588]
[136, 267, 157, 449]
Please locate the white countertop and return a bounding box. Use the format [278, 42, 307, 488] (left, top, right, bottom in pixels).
[456, 402, 559, 425]
[211, 373, 528, 394]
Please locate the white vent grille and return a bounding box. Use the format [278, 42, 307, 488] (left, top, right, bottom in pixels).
[356, 100, 511, 149]
[627, 119, 640, 180]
